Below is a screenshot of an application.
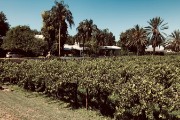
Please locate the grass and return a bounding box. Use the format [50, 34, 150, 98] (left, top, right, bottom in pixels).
[0, 85, 112, 120]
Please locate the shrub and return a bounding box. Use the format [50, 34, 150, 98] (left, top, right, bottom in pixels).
[0, 56, 179, 119]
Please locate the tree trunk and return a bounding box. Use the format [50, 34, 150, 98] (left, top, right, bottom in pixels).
[58, 24, 61, 56]
[153, 46, 155, 55]
[152, 39, 157, 55]
[137, 46, 139, 56]
[83, 38, 85, 57]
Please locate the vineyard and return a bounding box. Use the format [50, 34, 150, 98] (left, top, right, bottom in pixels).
[0, 56, 179, 120]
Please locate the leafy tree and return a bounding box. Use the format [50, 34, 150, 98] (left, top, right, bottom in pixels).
[167, 30, 180, 52]
[0, 11, 10, 56]
[41, 0, 74, 56]
[66, 35, 75, 45]
[2, 25, 47, 56]
[0, 11, 10, 37]
[85, 37, 99, 56]
[145, 17, 168, 54]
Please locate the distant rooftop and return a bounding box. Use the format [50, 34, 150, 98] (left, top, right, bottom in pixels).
[35, 35, 44, 40]
[100, 46, 121, 50]
[145, 45, 164, 52]
[64, 42, 87, 51]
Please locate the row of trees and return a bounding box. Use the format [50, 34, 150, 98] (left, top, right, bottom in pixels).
[0, 1, 116, 57]
[41, 1, 116, 56]
[75, 19, 116, 55]
[0, 12, 48, 57]
[1, 1, 180, 57]
[118, 17, 180, 55]
[118, 17, 169, 55]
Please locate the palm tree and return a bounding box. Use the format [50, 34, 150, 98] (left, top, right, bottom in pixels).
[130, 25, 148, 55]
[168, 30, 180, 52]
[145, 17, 168, 54]
[97, 29, 115, 46]
[77, 19, 97, 56]
[119, 25, 147, 55]
[50, 1, 74, 56]
[119, 29, 132, 53]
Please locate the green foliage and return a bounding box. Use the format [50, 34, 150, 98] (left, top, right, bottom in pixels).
[0, 11, 10, 37]
[118, 25, 148, 55]
[41, 1, 74, 55]
[66, 35, 75, 45]
[0, 56, 179, 119]
[76, 20, 116, 56]
[31, 38, 48, 56]
[167, 30, 180, 52]
[145, 17, 168, 54]
[85, 38, 99, 55]
[2, 25, 47, 56]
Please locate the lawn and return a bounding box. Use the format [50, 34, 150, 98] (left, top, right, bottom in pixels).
[0, 85, 110, 120]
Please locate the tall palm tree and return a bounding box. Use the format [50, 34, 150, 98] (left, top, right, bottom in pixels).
[145, 17, 168, 54]
[50, 1, 74, 56]
[168, 30, 180, 52]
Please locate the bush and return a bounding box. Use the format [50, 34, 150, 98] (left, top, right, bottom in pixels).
[0, 56, 179, 119]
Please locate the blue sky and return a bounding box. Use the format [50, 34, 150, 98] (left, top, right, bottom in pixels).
[1, 0, 180, 41]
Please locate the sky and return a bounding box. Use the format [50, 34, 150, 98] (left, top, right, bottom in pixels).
[1, 0, 180, 41]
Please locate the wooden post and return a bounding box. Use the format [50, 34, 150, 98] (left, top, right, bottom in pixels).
[74, 82, 78, 108]
[86, 88, 89, 110]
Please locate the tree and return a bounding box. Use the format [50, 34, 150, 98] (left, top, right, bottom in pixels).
[0, 11, 10, 37]
[76, 19, 97, 56]
[76, 19, 116, 56]
[41, 0, 74, 56]
[66, 35, 75, 45]
[85, 38, 99, 56]
[41, 11, 55, 52]
[118, 30, 131, 54]
[167, 30, 180, 52]
[130, 25, 148, 55]
[2, 25, 47, 56]
[145, 17, 168, 54]
[0, 11, 10, 56]
[118, 25, 148, 55]
[97, 29, 115, 46]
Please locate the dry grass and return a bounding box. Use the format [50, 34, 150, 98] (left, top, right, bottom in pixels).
[0, 85, 111, 120]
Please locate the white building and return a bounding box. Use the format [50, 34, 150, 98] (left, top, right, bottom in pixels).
[35, 35, 45, 40]
[64, 42, 88, 56]
[145, 45, 165, 55]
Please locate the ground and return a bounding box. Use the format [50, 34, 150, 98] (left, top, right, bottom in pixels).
[0, 86, 110, 120]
